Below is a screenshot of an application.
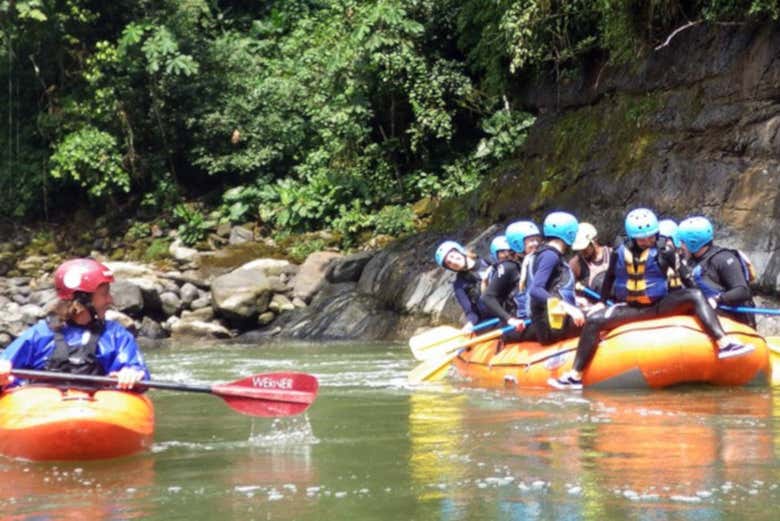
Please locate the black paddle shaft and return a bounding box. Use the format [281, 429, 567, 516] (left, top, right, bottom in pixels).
[10, 369, 214, 393]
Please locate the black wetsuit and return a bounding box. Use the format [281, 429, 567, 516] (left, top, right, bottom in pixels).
[689, 246, 756, 328]
[480, 259, 536, 342]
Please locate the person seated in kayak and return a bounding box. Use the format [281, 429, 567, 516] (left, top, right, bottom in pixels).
[0, 258, 149, 390]
[658, 218, 684, 291]
[435, 240, 492, 332]
[527, 211, 585, 345]
[568, 222, 611, 309]
[482, 235, 512, 294]
[479, 224, 538, 342]
[549, 208, 752, 390]
[677, 216, 757, 328]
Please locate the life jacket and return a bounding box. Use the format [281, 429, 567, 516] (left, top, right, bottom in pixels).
[527, 246, 576, 311]
[614, 243, 668, 305]
[44, 327, 104, 375]
[692, 246, 755, 298]
[575, 245, 611, 294]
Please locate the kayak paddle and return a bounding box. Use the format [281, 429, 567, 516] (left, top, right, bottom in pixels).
[409, 318, 500, 361]
[719, 305, 780, 316]
[9, 369, 318, 418]
[408, 321, 531, 384]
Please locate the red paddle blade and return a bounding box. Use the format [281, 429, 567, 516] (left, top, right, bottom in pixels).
[211, 372, 319, 418]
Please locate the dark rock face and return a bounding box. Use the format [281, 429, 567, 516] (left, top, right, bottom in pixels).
[483, 23, 780, 291]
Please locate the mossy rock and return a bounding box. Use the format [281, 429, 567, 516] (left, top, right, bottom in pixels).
[199, 241, 287, 271]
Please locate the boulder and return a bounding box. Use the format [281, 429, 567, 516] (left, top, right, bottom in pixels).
[170, 318, 231, 339]
[105, 309, 136, 332]
[257, 311, 276, 326]
[268, 294, 295, 313]
[239, 258, 295, 278]
[229, 226, 254, 245]
[211, 263, 275, 323]
[169, 239, 200, 264]
[182, 307, 215, 322]
[180, 282, 199, 307]
[159, 291, 182, 317]
[292, 251, 342, 303]
[190, 296, 211, 310]
[30, 288, 58, 307]
[138, 316, 166, 339]
[104, 261, 157, 279]
[326, 251, 374, 283]
[111, 280, 145, 316]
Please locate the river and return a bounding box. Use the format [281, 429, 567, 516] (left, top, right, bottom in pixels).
[1, 341, 779, 520]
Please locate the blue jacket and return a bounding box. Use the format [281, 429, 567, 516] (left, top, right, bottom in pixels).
[1, 319, 150, 386]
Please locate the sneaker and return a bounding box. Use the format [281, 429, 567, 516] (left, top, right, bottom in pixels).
[548, 372, 583, 390]
[717, 342, 755, 360]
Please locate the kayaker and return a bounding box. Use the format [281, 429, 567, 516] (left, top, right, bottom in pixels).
[479, 224, 537, 342]
[526, 211, 585, 345]
[568, 222, 611, 306]
[435, 240, 492, 331]
[677, 216, 757, 328]
[549, 208, 752, 390]
[0, 258, 150, 390]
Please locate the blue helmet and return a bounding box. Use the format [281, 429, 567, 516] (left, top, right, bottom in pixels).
[435, 240, 466, 267]
[489, 236, 511, 263]
[543, 212, 579, 246]
[658, 219, 680, 248]
[677, 216, 714, 254]
[505, 221, 541, 252]
[625, 208, 659, 239]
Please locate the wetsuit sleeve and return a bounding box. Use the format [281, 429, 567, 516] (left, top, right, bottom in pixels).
[598, 250, 619, 303]
[101, 324, 151, 380]
[676, 254, 697, 288]
[529, 250, 559, 303]
[480, 262, 519, 322]
[453, 275, 481, 324]
[568, 256, 582, 281]
[712, 252, 752, 304]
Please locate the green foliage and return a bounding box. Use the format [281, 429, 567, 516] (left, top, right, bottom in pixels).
[287, 238, 328, 264]
[49, 126, 131, 200]
[143, 238, 172, 261]
[124, 222, 149, 241]
[173, 204, 214, 246]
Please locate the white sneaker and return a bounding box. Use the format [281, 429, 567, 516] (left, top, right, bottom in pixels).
[548, 372, 583, 390]
[717, 342, 755, 360]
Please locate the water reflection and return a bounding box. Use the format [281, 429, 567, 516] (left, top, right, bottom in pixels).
[408, 385, 780, 520]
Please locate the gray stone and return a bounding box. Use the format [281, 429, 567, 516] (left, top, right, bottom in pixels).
[292, 251, 342, 303]
[239, 258, 295, 278]
[269, 294, 295, 313]
[111, 280, 145, 316]
[170, 318, 231, 339]
[0, 332, 12, 348]
[211, 263, 275, 323]
[229, 226, 254, 245]
[138, 316, 166, 339]
[169, 239, 200, 264]
[105, 309, 136, 332]
[160, 291, 182, 317]
[292, 297, 307, 308]
[180, 282, 199, 307]
[326, 251, 374, 283]
[12, 293, 29, 305]
[190, 296, 211, 310]
[30, 288, 58, 307]
[257, 311, 276, 326]
[19, 304, 45, 324]
[182, 307, 215, 322]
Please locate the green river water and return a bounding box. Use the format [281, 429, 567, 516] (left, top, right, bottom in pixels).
[1, 341, 779, 521]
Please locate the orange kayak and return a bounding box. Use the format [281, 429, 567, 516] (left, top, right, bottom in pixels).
[453, 315, 770, 389]
[0, 385, 154, 461]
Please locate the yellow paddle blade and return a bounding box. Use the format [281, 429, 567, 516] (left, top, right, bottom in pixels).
[547, 297, 566, 330]
[408, 326, 511, 384]
[409, 326, 465, 360]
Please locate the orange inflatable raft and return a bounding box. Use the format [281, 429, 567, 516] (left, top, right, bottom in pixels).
[0, 385, 154, 461]
[452, 315, 770, 389]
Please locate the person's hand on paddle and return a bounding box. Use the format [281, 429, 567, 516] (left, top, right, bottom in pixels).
[461, 322, 475, 333]
[507, 318, 526, 331]
[563, 302, 586, 327]
[110, 367, 146, 390]
[0, 359, 13, 387]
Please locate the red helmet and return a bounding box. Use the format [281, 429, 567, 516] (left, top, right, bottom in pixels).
[54, 258, 115, 300]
